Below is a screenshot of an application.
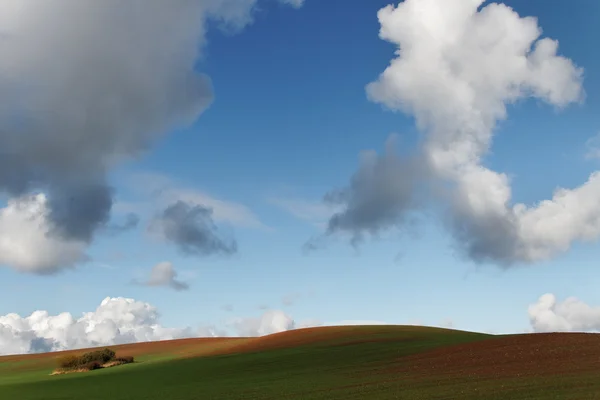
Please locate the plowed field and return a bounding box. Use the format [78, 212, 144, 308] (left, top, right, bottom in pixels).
[1, 325, 599, 400]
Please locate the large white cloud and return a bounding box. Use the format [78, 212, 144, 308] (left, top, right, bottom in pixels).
[528, 293, 600, 333]
[321, 0, 593, 266]
[0, 300, 319, 355]
[0, 194, 87, 274]
[0, 297, 210, 355]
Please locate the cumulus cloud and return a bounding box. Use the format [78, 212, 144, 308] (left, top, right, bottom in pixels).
[0, 297, 209, 355]
[230, 310, 296, 336]
[0, 194, 87, 274]
[140, 261, 189, 291]
[0, 299, 327, 355]
[318, 0, 592, 266]
[0, 0, 296, 273]
[150, 201, 237, 256]
[528, 293, 600, 333]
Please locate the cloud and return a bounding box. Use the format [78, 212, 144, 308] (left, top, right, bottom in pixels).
[319, 135, 425, 247]
[149, 200, 238, 256]
[0, 0, 286, 273]
[140, 261, 189, 291]
[319, 0, 592, 266]
[230, 310, 296, 336]
[277, 0, 305, 9]
[585, 132, 600, 160]
[0, 297, 213, 355]
[528, 293, 600, 333]
[0, 194, 88, 274]
[129, 172, 265, 229]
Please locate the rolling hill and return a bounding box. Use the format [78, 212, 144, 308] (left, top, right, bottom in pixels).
[0, 325, 599, 399]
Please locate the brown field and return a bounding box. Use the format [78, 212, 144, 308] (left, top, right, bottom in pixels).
[391, 332, 600, 380]
[3, 326, 600, 384]
[2, 326, 600, 399]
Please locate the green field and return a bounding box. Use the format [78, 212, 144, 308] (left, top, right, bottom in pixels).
[1, 325, 599, 399]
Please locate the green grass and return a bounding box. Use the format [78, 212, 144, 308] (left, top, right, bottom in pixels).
[0, 326, 598, 399]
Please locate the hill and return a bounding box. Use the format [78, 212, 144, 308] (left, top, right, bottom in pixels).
[0, 325, 599, 399]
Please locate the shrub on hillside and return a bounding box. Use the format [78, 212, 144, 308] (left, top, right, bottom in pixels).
[56, 348, 118, 370]
[81, 361, 102, 371]
[57, 355, 80, 369]
[115, 355, 134, 364]
[79, 348, 116, 364]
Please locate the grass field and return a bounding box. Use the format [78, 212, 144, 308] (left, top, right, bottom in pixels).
[1, 325, 599, 399]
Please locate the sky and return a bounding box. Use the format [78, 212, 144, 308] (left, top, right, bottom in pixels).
[0, 0, 600, 355]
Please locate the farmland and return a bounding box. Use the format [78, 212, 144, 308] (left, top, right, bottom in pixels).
[1, 325, 599, 399]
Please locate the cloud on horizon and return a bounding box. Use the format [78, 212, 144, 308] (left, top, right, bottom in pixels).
[529, 293, 600, 333]
[0, 297, 203, 355]
[0, 294, 480, 356]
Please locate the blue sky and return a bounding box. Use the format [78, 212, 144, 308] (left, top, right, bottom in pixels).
[0, 0, 599, 353]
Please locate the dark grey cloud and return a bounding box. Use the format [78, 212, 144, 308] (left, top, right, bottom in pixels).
[151, 201, 237, 256]
[0, 0, 265, 273]
[311, 135, 426, 248]
[446, 199, 523, 268]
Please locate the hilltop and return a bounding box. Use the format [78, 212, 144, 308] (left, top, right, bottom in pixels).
[1, 325, 599, 399]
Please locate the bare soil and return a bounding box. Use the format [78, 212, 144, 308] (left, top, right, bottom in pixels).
[389, 332, 600, 380]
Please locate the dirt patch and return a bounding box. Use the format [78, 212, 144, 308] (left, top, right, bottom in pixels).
[388, 332, 600, 380]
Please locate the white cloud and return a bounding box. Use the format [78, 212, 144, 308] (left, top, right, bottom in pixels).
[528, 293, 600, 333]
[142, 262, 189, 291]
[0, 297, 213, 355]
[230, 310, 296, 336]
[0, 194, 88, 274]
[585, 132, 600, 160]
[277, 0, 305, 9]
[330, 0, 592, 265]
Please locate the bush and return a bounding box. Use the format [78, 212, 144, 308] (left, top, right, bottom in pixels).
[81, 361, 102, 371]
[115, 355, 134, 364]
[57, 355, 80, 369]
[80, 348, 116, 364]
[56, 348, 117, 370]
